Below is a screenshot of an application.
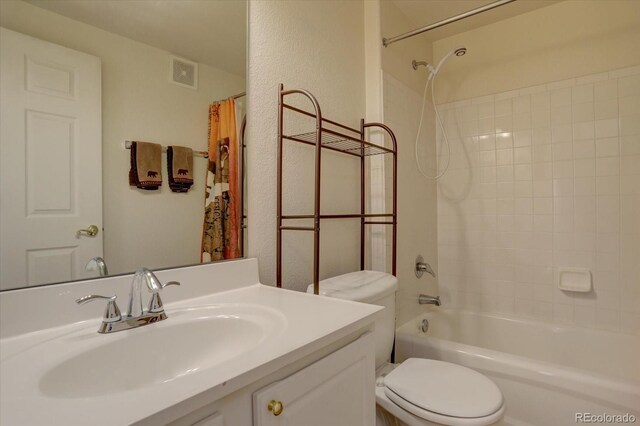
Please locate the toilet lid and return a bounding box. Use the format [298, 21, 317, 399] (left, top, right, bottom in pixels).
[306, 270, 397, 303]
[383, 358, 503, 419]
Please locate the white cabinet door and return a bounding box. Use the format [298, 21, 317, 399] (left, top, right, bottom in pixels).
[0, 28, 102, 289]
[253, 333, 375, 426]
[191, 412, 224, 426]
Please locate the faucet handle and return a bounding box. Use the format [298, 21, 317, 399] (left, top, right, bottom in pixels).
[85, 257, 109, 276]
[76, 294, 122, 323]
[415, 255, 436, 278]
[148, 281, 180, 313]
[162, 281, 181, 289]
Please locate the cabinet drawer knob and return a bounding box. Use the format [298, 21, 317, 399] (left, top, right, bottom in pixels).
[268, 400, 284, 416]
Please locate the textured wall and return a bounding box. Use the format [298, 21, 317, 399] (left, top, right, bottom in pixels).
[247, 1, 366, 290]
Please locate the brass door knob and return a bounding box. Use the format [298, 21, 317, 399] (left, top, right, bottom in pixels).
[268, 400, 284, 416]
[77, 225, 99, 237]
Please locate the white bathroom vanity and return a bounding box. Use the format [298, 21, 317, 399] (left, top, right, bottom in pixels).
[0, 258, 380, 425]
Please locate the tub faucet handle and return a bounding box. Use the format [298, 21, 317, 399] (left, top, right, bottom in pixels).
[416, 255, 436, 278]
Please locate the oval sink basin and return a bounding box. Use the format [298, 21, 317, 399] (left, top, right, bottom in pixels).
[38, 304, 285, 398]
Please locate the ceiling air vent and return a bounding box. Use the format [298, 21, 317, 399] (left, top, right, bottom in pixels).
[170, 56, 198, 89]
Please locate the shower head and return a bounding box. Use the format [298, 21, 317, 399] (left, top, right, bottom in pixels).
[454, 47, 467, 56]
[429, 46, 467, 79]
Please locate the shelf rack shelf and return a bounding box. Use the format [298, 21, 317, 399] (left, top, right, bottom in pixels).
[277, 84, 398, 294]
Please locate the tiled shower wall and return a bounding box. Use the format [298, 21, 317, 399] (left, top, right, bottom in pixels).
[436, 66, 640, 334]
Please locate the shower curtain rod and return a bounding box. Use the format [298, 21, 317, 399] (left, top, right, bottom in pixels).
[212, 92, 245, 103]
[382, 0, 516, 47]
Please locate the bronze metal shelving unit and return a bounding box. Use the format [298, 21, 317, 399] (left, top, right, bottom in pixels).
[277, 84, 398, 295]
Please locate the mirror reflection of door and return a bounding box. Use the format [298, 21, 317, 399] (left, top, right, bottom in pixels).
[0, 0, 246, 291]
[0, 28, 103, 290]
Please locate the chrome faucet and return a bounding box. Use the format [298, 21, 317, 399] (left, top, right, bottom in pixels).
[415, 255, 436, 278]
[85, 256, 109, 276]
[418, 294, 441, 306]
[76, 267, 180, 333]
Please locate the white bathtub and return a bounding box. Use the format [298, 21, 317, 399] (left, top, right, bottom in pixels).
[395, 309, 640, 426]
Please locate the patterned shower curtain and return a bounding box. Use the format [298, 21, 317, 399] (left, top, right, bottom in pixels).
[201, 98, 240, 262]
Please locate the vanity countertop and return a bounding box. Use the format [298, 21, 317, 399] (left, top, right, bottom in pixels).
[0, 260, 381, 425]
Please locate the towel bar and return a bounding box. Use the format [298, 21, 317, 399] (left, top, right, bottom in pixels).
[124, 140, 208, 158]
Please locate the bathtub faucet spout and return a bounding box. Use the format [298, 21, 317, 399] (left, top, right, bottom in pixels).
[418, 294, 441, 306]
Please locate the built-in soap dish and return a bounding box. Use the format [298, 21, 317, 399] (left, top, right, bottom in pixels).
[557, 268, 592, 293]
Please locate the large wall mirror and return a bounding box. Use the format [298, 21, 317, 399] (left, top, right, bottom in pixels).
[0, 0, 247, 291]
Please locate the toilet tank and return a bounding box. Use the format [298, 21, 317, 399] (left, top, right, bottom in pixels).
[307, 270, 397, 369]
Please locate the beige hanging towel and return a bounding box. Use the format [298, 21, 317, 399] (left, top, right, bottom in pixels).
[167, 146, 194, 193]
[128, 141, 162, 190]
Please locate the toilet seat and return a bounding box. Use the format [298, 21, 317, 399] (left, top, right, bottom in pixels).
[380, 359, 504, 426]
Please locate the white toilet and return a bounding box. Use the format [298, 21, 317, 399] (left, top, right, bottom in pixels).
[308, 270, 505, 426]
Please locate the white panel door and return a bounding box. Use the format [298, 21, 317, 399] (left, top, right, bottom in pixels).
[253, 333, 375, 426]
[0, 28, 102, 290]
